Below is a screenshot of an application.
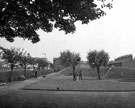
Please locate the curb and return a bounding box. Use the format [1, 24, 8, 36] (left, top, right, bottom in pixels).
[22, 88, 135, 92]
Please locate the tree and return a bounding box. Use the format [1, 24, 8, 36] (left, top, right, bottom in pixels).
[28, 56, 36, 70]
[49, 62, 54, 70]
[0, 0, 113, 43]
[36, 58, 48, 70]
[87, 50, 109, 80]
[19, 50, 31, 77]
[0, 46, 21, 82]
[59, 50, 81, 81]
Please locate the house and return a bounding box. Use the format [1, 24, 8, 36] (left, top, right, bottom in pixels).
[108, 54, 135, 68]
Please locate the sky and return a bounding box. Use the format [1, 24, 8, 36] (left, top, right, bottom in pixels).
[0, 0, 135, 62]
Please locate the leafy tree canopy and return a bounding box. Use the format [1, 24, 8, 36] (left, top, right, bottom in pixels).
[36, 57, 48, 69]
[59, 50, 80, 67]
[87, 50, 109, 68]
[19, 49, 31, 65]
[87, 50, 109, 80]
[0, 46, 21, 64]
[0, 0, 113, 43]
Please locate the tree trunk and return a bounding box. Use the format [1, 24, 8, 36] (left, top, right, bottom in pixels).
[97, 66, 101, 80]
[9, 64, 14, 82]
[24, 65, 27, 78]
[73, 66, 76, 81]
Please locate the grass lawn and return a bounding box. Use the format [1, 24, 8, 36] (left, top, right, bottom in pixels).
[62, 66, 108, 78]
[23, 75, 135, 92]
[23, 66, 135, 91]
[62, 64, 135, 80]
[1, 90, 135, 108]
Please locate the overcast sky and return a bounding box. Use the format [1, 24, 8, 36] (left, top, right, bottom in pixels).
[0, 0, 135, 62]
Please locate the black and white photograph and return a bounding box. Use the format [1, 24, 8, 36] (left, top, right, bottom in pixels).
[0, 0, 135, 108]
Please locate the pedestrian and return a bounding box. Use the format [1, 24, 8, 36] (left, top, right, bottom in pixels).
[73, 72, 76, 81]
[35, 70, 38, 78]
[79, 70, 82, 80]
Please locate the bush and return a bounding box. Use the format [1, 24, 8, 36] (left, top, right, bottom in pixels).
[18, 75, 25, 81]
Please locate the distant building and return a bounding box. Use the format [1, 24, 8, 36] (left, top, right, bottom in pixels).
[108, 54, 135, 68]
[0, 60, 10, 68]
[0, 60, 22, 68]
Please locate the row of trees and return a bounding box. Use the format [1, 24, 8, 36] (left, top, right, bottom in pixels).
[59, 50, 109, 81]
[0, 46, 49, 82]
[0, 46, 109, 81]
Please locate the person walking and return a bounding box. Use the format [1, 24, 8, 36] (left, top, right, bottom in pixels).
[79, 70, 82, 80]
[35, 70, 38, 78]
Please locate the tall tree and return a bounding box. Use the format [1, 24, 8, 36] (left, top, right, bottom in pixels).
[87, 50, 109, 80]
[0, 46, 21, 82]
[59, 50, 81, 81]
[0, 0, 113, 43]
